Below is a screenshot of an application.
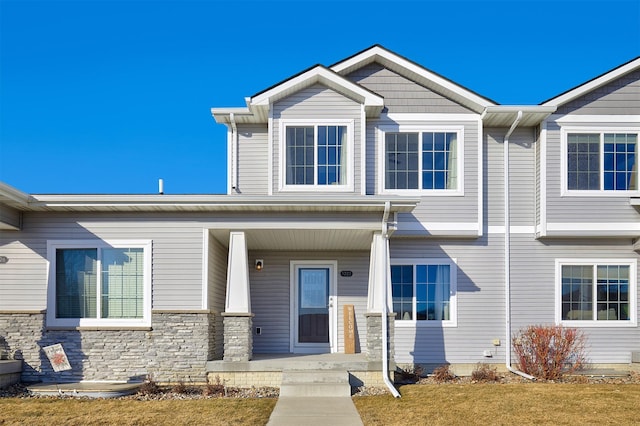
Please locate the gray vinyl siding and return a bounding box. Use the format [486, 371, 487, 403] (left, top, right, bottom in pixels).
[345, 63, 475, 114]
[0, 212, 206, 311]
[510, 236, 640, 363]
[272, 84, 362, 194]
[545, 121, 639, 224]
[248, 250, 369, 354]
[484, 127, 537, 227]
[208, 233, 227, 359]
[555, 69, 640, 115]
[390, 236, 506, 364]
[235, 124, 268, 195]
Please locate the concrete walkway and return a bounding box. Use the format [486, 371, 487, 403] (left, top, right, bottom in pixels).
[267, 396, 364, 426]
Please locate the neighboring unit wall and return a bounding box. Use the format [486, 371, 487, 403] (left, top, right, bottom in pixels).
[208, 233, 227, 360]
[235, 124, 269, 195]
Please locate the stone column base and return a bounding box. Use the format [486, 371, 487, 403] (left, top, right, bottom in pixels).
[222, 313, 253, 362]
[365, 313, 395, 363]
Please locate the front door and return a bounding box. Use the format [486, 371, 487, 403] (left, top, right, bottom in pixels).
[291, 261, 336, 353]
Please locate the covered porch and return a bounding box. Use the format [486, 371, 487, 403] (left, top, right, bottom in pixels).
[204, 199, 416, 387]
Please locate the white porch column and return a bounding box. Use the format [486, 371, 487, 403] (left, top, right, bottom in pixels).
[223, 231, 253, 362]
[366, 232, 394, 363]
[225, 231, 251, 313]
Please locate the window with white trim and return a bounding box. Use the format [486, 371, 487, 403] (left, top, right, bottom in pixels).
[391, 259, 457, 326]
[282, 122, 352, 190]
[565, 131, 638, 192]
[557, 259, 636, 325]
[47, 240, 152, 327]
[381, 127, 462, 194]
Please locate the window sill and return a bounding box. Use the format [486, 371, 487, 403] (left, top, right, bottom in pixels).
[46, 326, 153, 331]
[561, 190, 640, 197]
[280, 185, 354, 192]
[557, 320, 637, 328]
[381, 189, 464, 197]
[395, 320, 457, 328]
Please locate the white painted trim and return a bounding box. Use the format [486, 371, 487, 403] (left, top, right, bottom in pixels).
[226, 126, 233, 195]
[383, 113, 481, 122]
[390, 258, 458, 328]
[360, 104, 367, 196]
[46, 239, 153, 328]
[477, 118, 484, 237]
[543, 58, 640, 107]
[330, 45, 494, 109]
[539, 120, 548, 237]
[201, 229, 209, 311]
[289, 260, 338, 354]
[398, 222, 479, 232]
[278, 119, 355, 192]
[552, 114, 640, 124]
[555, 258, 637, 327]
[268, 109, 273, 196]
[377, 125, 465, 196]
[546, 222, 640, 232]
[560, 126, 640, 196]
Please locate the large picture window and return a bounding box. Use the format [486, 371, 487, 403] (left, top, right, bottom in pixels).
[282, 122, 352, 190]
[381, 127, 462, 194]
[565, 131, 638, 192]
[47, 240, 151, 328]
[391, 259, 457, 326]
[557, 259, 637, 326]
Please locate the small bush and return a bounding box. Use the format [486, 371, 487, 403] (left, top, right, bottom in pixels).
[138, 374, 161, 395]
[171, 379, 187, 394]
[512, 324, 586, 380]
[203, 375, 225, 397]
[471, 363, 500, 382]
[431, 365, 456, 383]
[396, 364, 424, 383]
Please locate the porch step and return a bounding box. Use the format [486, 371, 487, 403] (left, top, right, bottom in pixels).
[279, 369, 351, 397]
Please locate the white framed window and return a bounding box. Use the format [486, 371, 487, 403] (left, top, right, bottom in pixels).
[561, 127, 639, 195]
[379, 125, 463, 195]
[391, 258, 457, 327]
[47, 240, 152, 328]
[556, 259, 637, 327]
[279, 119, 354, 192]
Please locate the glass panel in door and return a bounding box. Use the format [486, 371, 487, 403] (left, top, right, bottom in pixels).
[298, 268, 329, 343]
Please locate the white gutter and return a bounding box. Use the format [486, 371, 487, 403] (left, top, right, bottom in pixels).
[230, 112, 238, 193]
[503, 111, 535, 381]
[380, 201, 401, 398]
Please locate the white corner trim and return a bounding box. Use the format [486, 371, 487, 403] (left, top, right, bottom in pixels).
[361, 104, 367, 196]
[268, 110, 274, 196]
[539, 120, 548, 237]
[477, 118, 484, 237]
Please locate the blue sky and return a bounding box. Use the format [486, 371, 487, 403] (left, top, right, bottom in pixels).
[1, 0, 638, 194]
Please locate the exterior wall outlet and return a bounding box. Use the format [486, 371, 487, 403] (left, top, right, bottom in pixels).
[255, 327, 262, 335]
[483, 350, 493, 358]
[492, 339, 501, 346]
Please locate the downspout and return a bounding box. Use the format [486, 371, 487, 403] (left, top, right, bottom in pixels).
[230, 113, 238, 193]
[380, 201, 401, 398]
[503, 111, 535, 380]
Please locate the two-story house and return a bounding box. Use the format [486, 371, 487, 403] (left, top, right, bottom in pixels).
[1, 45, 638, 388]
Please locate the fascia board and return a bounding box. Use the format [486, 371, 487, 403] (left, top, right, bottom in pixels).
[331, 45, 497, 110]
[542, 57, 640, 107]
[250, 66, 383, 108]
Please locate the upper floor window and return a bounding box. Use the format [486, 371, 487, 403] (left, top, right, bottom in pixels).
[281, 120, 353, 191]
[47, 240, 152, 328]
[557, 259, 637, 327]
[564, 130, 638, 193]
[391, 259, 457, 327]
[380, 126, 463, 195]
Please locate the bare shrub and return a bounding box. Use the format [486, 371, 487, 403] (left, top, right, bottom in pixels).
[171, 378, 187, 394]
[431, 364, 456, 383]
[203, 375, 225, 397]
[396, 364, 424, 383]
[471, 363, 500, 382]
[138, 374, 161, 395]
[512, 325, 586, 380]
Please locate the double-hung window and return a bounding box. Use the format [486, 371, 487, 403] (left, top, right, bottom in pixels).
[381, 127, 462, 194]
[391, 259, 457, 326]
[564, 129, 638, 193]
[557, 259, 637, 326]
[47, 240, 152, 328]
[281, 120, 353, 191]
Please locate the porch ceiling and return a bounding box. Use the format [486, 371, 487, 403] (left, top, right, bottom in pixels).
[210, 228, 376, 251]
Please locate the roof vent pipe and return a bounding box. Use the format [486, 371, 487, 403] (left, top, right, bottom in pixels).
[158, 179, 164, 195]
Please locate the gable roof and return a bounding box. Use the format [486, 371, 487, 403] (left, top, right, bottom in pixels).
[213, 65, 384, 124]
[541, 56, 640, 107]
[330, 44, 497, 113]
